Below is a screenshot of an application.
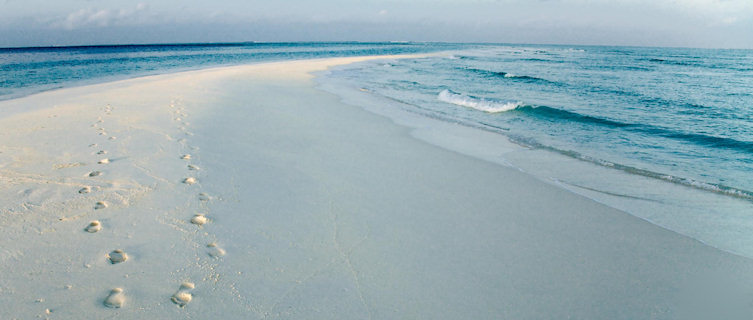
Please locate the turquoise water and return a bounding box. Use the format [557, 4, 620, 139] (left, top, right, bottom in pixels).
[3, 42, 751, 201]
[327, 45, 753, 201]
[3, 42, 753, 254]
[0, 42, 460, 101]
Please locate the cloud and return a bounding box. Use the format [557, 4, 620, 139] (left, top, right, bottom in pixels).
[1, 0, 749, 48]
[51, 3, 153, 30]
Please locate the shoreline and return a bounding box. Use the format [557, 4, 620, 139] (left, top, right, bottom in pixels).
[1, 55, 422, 116]
[2, 55, 753, 318]
[316, 59, 753, 261]
[0, 51, 438, 105]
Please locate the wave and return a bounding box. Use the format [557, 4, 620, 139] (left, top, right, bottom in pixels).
[463, 68, 724, 119]
[647, 58, 697, 66]
[367, 89, 753, 202]
[508, 135, 753, 201]
[437, 90, 524, 113]
[520, 58, 564, 63]
[461, 67, 558, 85]
[438, 89, 753, 154]
[657, 130, 753, 152]
[517, 104, 753, 153]
[517, 104, 634, 128]
[502, 73, 547, 82]
[586, 64, 654, 72]
[646, 58, 752, 72]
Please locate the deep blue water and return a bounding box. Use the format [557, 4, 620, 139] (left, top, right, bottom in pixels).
[328, 45, 753, 201]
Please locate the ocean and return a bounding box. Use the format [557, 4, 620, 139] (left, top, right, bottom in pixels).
[326, 46, 753, 198]
[0, 42, 457, 101]
[2, 42, 753, 257]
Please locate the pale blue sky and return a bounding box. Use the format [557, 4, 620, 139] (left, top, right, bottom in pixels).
[1, 0, 752, 48]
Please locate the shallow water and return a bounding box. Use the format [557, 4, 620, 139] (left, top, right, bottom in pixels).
[3, 47, 753, 318]
[326, 46, 753, 200]
[4, 42, 753, 257]
[318, 45, 753, 258]
[0, 42, 460, 101]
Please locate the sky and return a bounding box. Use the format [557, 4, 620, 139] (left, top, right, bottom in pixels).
[1, 0, 752, 48]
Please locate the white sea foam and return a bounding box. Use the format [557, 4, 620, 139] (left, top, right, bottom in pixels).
[437, 90, 523, 113]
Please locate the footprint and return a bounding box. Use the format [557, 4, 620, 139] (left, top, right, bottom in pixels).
[98, 158, 110, 164]
[108, 136, 117, 141]
[103, 288, 125, 308]
[198, 193, 211, 201]
[170, 282, 195, 307]
[97, 150, 107, 155]
[85, 221, 102, 233]
[78, 186, 91, 194]
[107, 249, 128, 264]
[89, 144, 98, 148]
[190, 214, 207, 226]
[187, 164, 200, 171]
[206, 243, 226, 258]
[89, 171, 102, 177]
[180, 154, 191, 160]
[94, 201, 108, 210]
[182, 177, 197, 185]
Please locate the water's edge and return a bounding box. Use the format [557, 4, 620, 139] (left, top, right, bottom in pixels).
[313, 61, 753, 261]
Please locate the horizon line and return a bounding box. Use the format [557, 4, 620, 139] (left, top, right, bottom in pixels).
[2, 41, 751, 51]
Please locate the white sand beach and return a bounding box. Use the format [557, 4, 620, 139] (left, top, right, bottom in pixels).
[2, 56, 753, 319]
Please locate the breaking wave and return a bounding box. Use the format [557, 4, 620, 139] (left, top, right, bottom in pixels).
[437, 90, 524, 113]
